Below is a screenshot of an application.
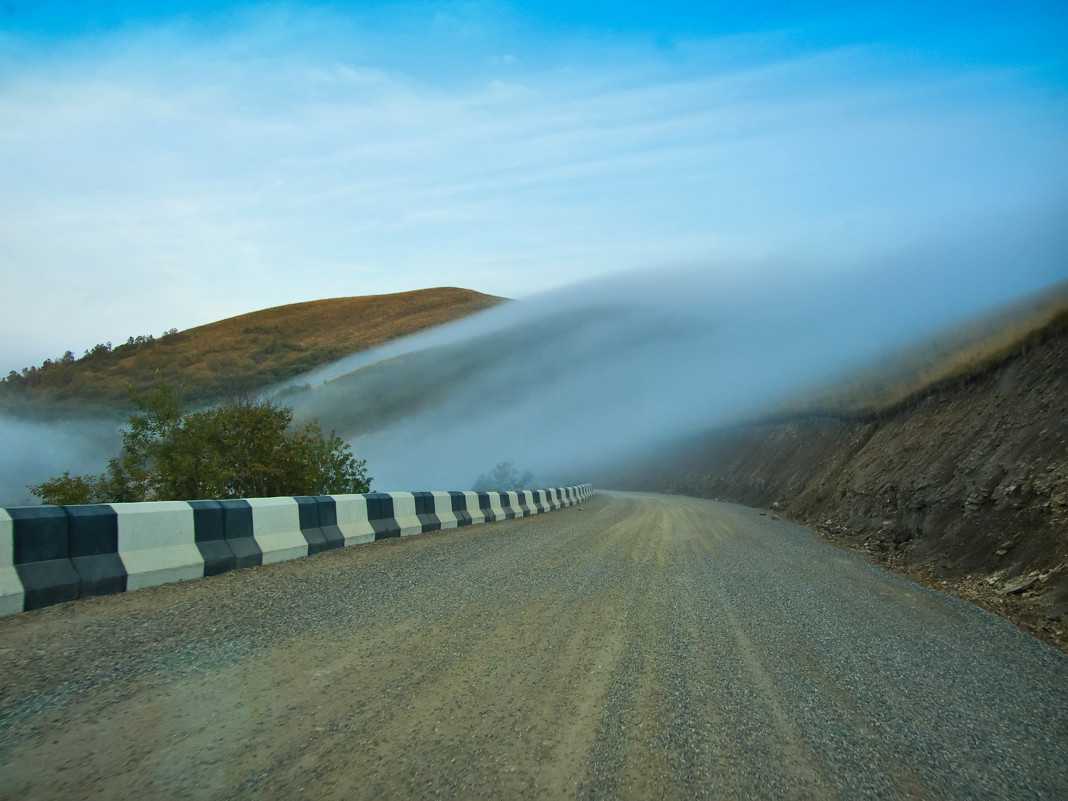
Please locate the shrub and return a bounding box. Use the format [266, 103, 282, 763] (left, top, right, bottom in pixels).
[29, 384, 371, 504]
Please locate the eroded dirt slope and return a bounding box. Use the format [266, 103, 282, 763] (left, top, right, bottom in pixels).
[618, 322, 1068, 650]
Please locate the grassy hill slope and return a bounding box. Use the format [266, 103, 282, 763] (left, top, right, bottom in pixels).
[0, 287, 505, 412]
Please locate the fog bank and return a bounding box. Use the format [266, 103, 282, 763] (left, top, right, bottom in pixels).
[0, 415, 122, 506]
[1, 213, 1064, 504]
[280, 230, 1067, 490]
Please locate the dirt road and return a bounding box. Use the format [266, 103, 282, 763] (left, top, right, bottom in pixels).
[1, 492, 1066, 799]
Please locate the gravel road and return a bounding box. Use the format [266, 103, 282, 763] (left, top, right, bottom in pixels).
[1, 491, 1066, 800]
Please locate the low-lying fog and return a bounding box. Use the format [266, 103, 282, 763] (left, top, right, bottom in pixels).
[279, 254, 1063, 492]
[1, 223, 1064, 505]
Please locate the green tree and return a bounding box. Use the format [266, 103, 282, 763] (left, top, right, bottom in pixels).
[29, 384, 371, 504]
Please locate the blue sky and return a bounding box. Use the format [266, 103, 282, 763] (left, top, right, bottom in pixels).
[1, 1, 1066, 371]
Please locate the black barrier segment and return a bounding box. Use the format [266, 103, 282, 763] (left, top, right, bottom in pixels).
[450, 492, 473, 526]
[189, 500, 238, 576]
[530, 490, 546, 514]
[516, 492, 532, 517]
[497, 492, 517, 520]
[295, 497, 330, 555]
[65, 504, 127, 597]
[413, 492, 441, 533]
[218, 500, 262, 569]
[314, 497, 345, 550]
[477, 492, 496, 522]
[365, 493, 400, 539]
[10, 506, 79, 611]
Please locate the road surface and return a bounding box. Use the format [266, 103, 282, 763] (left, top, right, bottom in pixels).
[1, 491, 1066, 799]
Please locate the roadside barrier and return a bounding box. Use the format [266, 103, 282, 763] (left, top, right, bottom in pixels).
[0, 484, 593, 616]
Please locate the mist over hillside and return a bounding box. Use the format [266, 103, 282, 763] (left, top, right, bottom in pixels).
[1, 215, 1064, 506]
[0, 415, 123, 506]
[276, 244, 1066, 491]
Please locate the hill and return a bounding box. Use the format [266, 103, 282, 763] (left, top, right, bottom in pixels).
[0, 287, 505, 412]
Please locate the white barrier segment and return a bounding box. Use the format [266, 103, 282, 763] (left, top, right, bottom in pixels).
[333, 494, 376, 546]
[432, 492, 460, 529]
[486, 492, 506, 521]
[247, 498, 308, 564]
[0, 509, 24, 617]
[114, 501, 203, 591]
[389, 492, 423, 537]
[463, 492, 487, 525]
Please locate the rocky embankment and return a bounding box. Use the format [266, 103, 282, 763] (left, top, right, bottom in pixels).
[623, 321, 1068, 651]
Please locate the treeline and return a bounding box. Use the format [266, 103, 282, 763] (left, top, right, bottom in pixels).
[0, 326, 342, 411]
[3, 330, 180, 390]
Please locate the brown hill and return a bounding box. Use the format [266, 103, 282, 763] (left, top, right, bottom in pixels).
[0, 287, 505, 412]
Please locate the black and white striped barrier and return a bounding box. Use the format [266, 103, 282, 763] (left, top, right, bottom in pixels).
[0, 484, 594, 616]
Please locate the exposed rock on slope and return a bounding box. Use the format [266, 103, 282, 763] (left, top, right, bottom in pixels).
[620, 321, 1068, 650]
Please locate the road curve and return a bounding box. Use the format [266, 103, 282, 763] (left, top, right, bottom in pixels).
[1, 491, 1065, 800]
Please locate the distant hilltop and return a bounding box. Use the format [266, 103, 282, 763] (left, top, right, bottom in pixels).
[0, 287, 506, 413]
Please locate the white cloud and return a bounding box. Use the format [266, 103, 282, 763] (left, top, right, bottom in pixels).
[0, 16, 1065, 370]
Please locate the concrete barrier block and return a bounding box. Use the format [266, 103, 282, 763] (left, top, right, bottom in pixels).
[188, 501, 239, 576]
[430, 491, 458, 529]
[389, 492, 423, 537]
[364, 493, 401, 539]
[313, 496, 346, 551]
[413, 492, 442, 533]
[538, 489, 553, 511]
[115, 501, 203, 591]
[515, 491, 533, 517]
[449, 491, 474, 526]
[476, 492, 497, 523]
[0, 509, 24, 617]
[497, 492, 517, 520]
[217, 500, 263, 569]
[295, 496, 330, 555]
[333, 495, 376, 545]
[247, 498, 308, 564]
[10, 506, 79, 610]
[65, 504, 127, 597]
